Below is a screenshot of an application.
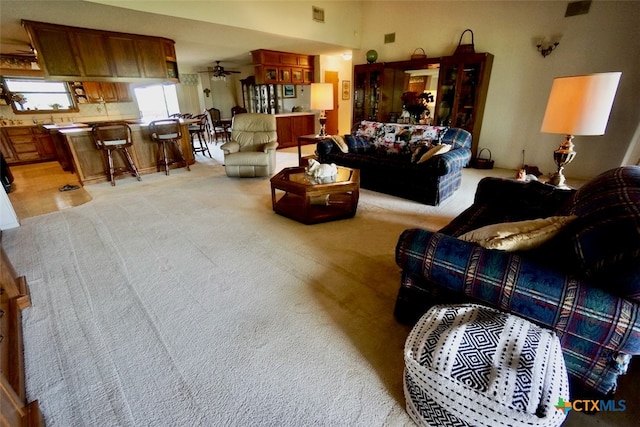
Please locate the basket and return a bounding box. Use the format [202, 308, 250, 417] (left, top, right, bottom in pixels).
[410, 48, 427, 60]
[454, 29, 475, 55]
[473, 148, 494, 169]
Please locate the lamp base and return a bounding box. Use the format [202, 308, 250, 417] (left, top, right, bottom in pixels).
[549, 134, 576, 188]
[548, 167, 571, 189]
[317, 115, 328, 137]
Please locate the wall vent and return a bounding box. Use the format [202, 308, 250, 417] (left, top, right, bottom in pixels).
[384, 33, 396, 44]
[565, 0, 592, 17]
[312, 6, 325, 23]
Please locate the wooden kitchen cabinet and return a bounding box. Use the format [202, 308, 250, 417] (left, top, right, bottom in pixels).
[276, 114, 315, 149]
[106, 35, 144, 79]
[252, 49, 314, 85]
[135, 38, 168, 80]
[23, 20, 178, 83]
[23, 24, 82, 77]
[33, 127, 57, 159]
[72, 31, 113, 78]
[82, 82, 130, 103]
[1, 126, 57, 164]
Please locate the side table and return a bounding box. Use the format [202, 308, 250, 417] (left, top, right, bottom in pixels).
[297, 134, 331, 166]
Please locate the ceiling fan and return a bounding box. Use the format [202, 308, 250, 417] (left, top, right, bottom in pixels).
[208, 61, 240, 79]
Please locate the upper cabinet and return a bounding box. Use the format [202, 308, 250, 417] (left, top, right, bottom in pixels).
[251, 49, 314, 85]
[22, 20, 179, 83]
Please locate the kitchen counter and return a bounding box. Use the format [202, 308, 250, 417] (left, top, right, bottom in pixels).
[273, 112, 315, 117]
[51, 120, 195, 185]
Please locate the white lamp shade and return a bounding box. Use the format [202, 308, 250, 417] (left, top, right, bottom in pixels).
[540, 72, 621, 135]
[310, 83, 334, 111]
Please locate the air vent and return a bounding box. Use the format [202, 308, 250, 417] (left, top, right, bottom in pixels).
[312, 6, 325, 23]
[384, 33, 396, 44]
[565, 0, 592, 17]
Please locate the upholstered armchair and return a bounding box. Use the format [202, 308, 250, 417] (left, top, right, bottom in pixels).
[220, 113, 279, 177]
[394, 166, 640, 397]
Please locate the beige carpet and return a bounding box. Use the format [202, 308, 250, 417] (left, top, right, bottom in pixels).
[3, 147, 635, 426]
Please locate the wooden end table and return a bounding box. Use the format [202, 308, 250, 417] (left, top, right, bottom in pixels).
[270, 166, 360, 224]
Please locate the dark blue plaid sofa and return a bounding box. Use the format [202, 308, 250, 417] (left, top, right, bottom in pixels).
[316, 121, 471, 205]
[394, 166, 640, 397]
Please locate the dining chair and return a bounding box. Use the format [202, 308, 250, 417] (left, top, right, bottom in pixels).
[231, 106, 247, 117]
[207, 108, 230, 143]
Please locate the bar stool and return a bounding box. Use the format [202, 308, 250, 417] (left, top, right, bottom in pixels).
[92, 122, 141, 186]
[149, 119, 190, 175]
[188, 114, 211, 158]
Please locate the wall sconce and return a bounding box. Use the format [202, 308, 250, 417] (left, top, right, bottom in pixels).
[536, 36, 561, 58]
[203, 88, 211, 98]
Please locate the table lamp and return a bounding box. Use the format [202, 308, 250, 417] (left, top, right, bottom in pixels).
[310, 83, 334, 137]
[540, 72, 621, 188]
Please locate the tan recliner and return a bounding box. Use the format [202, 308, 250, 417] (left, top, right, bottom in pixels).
[220, 113, 279, 177]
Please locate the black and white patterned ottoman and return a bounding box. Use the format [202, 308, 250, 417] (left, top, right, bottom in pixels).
[404, 304, 569, 427]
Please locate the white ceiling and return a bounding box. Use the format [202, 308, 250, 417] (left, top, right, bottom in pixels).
[0, 0, 352, 71]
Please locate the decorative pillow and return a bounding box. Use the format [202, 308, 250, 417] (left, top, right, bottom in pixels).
[331, 135, 349, 153]
[459, 215, 578, 251]
[416, 144, 451, 164]
[344, 134, 372, 154]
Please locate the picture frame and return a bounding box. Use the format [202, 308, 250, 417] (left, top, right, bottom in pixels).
[342, 80, 351, 100]
[283, 84, 296, 98]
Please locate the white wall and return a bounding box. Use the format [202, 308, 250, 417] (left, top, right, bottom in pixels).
[356, 0, 640, 180]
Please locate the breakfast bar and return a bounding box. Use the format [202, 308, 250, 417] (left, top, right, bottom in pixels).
[47, 120, 195, 185]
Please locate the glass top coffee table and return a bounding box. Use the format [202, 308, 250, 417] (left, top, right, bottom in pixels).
[270, 166, 360, 224]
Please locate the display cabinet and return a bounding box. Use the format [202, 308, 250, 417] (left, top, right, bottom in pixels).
[434, 53, 493, 157]
[241, 76, 278, 114]
[353, 63, 384, 123]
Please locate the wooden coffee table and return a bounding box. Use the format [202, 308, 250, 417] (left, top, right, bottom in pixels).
[270, 166, 360, 224]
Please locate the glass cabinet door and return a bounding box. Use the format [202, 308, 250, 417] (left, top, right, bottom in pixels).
[436, 60, 481, 131]
[436, 64, 458, 126]
[352, 63, 384, 123]
[367, 68, 381, 120]
[454, 64, 480, 130]
[433, 53, 493, 158]
[353, 70, 366, 123]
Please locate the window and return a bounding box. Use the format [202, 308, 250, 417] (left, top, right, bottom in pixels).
[134, 84, 179, 121]
[2, 77, 78, 113]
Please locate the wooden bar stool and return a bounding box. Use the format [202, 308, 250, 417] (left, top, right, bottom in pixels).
[189, 114, 211, 158]
[92, 122, 141, 186]
[149, 119, 190, 175]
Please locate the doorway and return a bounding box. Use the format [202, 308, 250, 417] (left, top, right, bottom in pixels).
[324, 71, 339, 135]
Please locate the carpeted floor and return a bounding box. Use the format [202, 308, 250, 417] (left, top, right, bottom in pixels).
[3, 146, 637, 426]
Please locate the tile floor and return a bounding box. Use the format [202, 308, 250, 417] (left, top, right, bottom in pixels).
[6, 161, 92, 221]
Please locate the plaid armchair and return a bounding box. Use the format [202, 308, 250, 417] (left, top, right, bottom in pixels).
[394, 166, 640, 397]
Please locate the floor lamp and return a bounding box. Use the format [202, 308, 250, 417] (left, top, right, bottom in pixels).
[540, 72, 621, 188]
[310, 83, 334, 137]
